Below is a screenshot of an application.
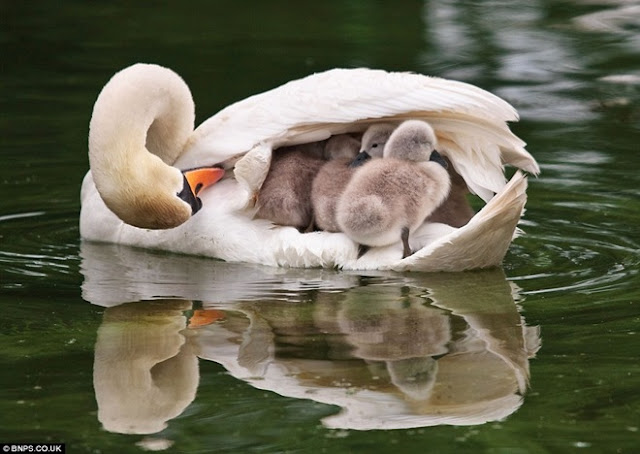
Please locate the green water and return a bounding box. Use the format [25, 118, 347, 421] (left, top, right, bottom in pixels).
[1, 1, 639, 453]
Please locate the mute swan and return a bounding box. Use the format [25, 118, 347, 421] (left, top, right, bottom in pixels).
[80, 63, 539, 272]
[336, 121, 451, 258]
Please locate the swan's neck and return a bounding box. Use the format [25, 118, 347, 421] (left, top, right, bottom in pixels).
[88, 64, 196, 229]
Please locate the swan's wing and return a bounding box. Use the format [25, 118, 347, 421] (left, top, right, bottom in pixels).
[179, 68, 538, 202]
[390, 171, 529, 272]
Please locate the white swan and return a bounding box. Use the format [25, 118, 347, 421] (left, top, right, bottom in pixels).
[80, 63, 539, 272]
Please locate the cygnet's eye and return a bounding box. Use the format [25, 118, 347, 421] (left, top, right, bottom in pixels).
[372, 143, 378, 148]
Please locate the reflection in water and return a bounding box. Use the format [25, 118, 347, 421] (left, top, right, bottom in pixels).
[197, 275, 540, 430]
[83, 243, 540, 433]
[93, 300, 198, 435]
[80, 242, 361, 306]
[573, 3, 640, 37]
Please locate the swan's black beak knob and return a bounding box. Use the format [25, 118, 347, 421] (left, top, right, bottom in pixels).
[178, 166, 225, 215]
[178, 175, 203, 215]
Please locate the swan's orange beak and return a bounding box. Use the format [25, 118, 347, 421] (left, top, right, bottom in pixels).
[188, 309, 225, 328]
[183, 166, 225, 196]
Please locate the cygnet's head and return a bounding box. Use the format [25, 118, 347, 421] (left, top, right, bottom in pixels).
[383, 120, 439, 163]
[360, 123, 397, 158]
[324, 134, 361, 160]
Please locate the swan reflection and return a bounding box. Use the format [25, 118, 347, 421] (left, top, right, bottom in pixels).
[82, 242, 540, 433]
[93, 300, 198, 434]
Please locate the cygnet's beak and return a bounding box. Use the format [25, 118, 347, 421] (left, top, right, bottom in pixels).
[349, 151, 372, 168]
[429, 150, 448, 169]
[178, 166, 225, 215]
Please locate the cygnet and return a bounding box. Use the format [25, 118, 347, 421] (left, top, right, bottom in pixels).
[255, 147, 325, 231]
[312, 127, 398, 232]
[336, 120, 451, 258]
[425, 158, 475, 227]
[359, 122, 397, 158]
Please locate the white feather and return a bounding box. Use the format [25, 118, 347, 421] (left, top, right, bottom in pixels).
[175, 68, 538, 202]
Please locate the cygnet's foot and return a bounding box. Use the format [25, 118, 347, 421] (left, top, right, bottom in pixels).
[302, 215, 317, 233]
[357, 243, 370, 258]
[401, 226, 413, 259]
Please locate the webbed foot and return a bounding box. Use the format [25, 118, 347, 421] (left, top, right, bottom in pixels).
[401, 227, 413, 259]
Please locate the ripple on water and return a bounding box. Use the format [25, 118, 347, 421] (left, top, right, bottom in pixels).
[510, 213, 639, 296]
[0, 209, 80, 287]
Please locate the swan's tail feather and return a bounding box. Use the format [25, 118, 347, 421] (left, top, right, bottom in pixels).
[393, 172, 528, 272]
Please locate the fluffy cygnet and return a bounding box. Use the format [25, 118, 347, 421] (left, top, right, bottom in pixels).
[255, 147, 325, 231]
[426, 158, 475, 227]
[359, 122, 397, 158]
[312, 128, 400, 232]
[311, 134, 364, 232]
[336, 120, 451, 258]
[323, 134, 361, 160]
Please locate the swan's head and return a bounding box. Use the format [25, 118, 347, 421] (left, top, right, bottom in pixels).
[360, 123, 397, 158]
[91, 153, 225, 230]
[88, 63, 225, 230]
[384, 120, 445, 167]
